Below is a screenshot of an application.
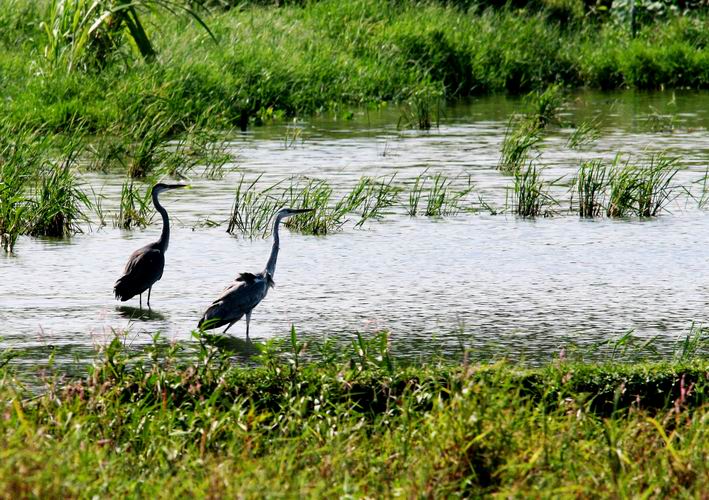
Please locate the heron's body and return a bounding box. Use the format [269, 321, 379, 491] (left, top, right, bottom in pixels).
[114, 242, 165, 304]
[113, 183, 185, 309]
[198, 208, 311, 338]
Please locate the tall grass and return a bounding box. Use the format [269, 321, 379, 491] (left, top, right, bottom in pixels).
[513, 163, 557, 217]
[227, 175, 284, 237]
[407, 170, 475, 216]
[498, 117, 542, 174]
[573, 159, 609, 217]
[607, 154, 679, 217]
[114, 178, 152, 229]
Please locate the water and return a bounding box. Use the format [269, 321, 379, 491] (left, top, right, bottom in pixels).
[3, 90, 709, 369]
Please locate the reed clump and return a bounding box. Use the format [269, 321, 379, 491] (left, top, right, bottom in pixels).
[573, 159, 609, 217]
[498, 117, 543, 174]
[513, 163, 557, 217]
[114, 179, 153, 230]
[607, 154, 679, 217]
[407, 170, 475, 216]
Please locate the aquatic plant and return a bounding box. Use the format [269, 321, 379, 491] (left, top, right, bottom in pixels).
[407, 171, 475, 216]
[398, 84, 444, 130]
[572, 159, 609, 217]
[28, 144, 91, 237]
[283, 119, 305, 150]
[607, 156, 638, 218]
[227, 175, 284, 237]
[566, 117, 601, 149]
[498, 117, 542, 174]
[527, 83, 565, 129]
[283, 177, 343, 235]
[634, 154, 680, 217]
[607, 153, 679, 217]
[114, 179, 152, 229]
[352, 175, 401, 227]
[513, 163, 557, 217]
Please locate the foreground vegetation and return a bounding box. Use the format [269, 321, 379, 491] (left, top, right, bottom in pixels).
[0, 332, 707, 497]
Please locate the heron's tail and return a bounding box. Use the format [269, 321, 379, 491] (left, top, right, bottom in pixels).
[113, 276, 135, 302]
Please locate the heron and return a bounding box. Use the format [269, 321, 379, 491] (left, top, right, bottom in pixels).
[198, 207, 313, 339]
[113, 183, 187, 309]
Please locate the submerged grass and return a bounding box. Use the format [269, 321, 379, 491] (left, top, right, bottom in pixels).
[0, 332, 707, 497]
[114, 179, 152, 230]
[607, 153, 680, 217]
[498, 117, 543, 174]
[513, 163, 558, 217]
[573, 159, 610, 217]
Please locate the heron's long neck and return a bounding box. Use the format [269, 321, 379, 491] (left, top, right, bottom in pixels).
[265, 215, 283, 276]
[154, 191, 170, 252]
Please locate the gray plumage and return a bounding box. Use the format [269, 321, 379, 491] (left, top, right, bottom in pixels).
[198, 207, 312, 338]
[113, 183, 186, 309]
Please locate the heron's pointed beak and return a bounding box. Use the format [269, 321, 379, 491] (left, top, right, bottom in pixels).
[166, 184, 189, 190]
[291, 208, 314, 214]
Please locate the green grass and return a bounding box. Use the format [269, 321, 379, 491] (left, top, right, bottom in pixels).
[513, 163, 557, 217]
[3, 1, 709, 140]
[573, 159, 609, 217]
[0, 332, 707, 497]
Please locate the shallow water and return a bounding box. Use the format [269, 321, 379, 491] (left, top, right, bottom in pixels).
[3, 90, 709, 368]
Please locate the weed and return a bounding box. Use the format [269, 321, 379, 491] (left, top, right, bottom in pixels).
[567, 117, 601, 149]
[572, 159, 609, 217]
[513, 163, 558, 217]
[498, 117, 542, 174]
[398, 83, 444, 130]
[114, 178, 152, 229]
[227, 175, 284, 237]
[28, 147, 91, 237]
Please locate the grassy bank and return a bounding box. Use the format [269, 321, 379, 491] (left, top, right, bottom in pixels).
[1, 1, 709, 136]
[1, 334, 707, 497]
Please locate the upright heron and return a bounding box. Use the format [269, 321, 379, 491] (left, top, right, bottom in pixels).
[114, 183, 187, 309]
[198, 207, 312, 338]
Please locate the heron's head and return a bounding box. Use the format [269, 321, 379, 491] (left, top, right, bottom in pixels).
[152, 183, 189, 195]
[276, 207, 314, 219]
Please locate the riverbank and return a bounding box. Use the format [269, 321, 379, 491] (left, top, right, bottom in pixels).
[2, 1, 709, 136]
[1, 335, 707, 497]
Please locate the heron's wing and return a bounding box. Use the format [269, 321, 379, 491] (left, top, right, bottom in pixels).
[114, 246, 165, 301]
[236, 272, 258, 283]
[199, 276, 269, 329]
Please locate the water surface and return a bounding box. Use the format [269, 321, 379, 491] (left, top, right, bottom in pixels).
[3, 90, 709, 369]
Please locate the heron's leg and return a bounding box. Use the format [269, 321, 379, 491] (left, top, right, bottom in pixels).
[139, 294, 142, 310]
[147, 287, 152, 309]
[223, 321, 236, 334]
[245, 311, 252, 340]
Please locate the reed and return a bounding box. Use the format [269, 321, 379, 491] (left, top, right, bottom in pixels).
[573, 159, 609, 217]
[527, 83, 564, 129]
[283, 177, 343, 235]
[567, 117, 601, 149]
[28, 143, 91, 238]
[398, 84, 444, 130]
[607, 156, 638, 218]
[351, 175, 401, 227]
[634, 153, 680, 217]
[498, 117, 542, 174]
[513, 163, 557, 217]
[607, 154, 679, 217]
[114, 179, 152, 230]
[227, 175, 284, 237]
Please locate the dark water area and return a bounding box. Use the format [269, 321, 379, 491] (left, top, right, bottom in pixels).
[3, 90, 709, 372]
